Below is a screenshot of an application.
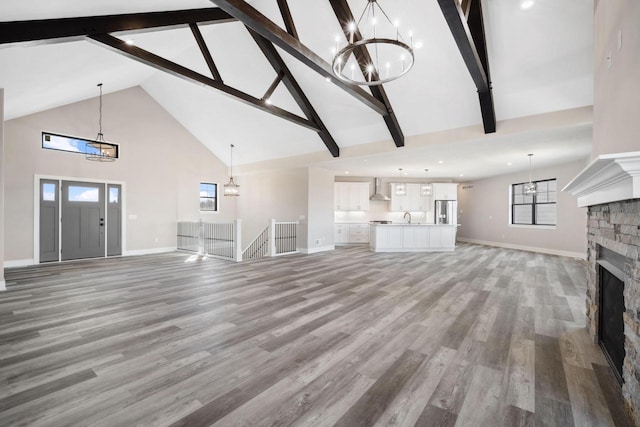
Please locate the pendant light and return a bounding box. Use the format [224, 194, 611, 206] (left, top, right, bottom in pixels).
[86, 83, 117, 162]
[395, 168, 406, 196]
[224, 144, 240, 196]
[331, 0, 415, 86]
[421, 169, 432, 196]
[524, 153, 537, 194]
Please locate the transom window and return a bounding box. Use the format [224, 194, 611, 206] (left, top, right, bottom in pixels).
[200, 183, 218, 211]
[42, 132, 119, 159]
[511, 179, 557, 226]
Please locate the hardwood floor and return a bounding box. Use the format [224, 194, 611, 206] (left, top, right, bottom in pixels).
[0, 244, 633, 426]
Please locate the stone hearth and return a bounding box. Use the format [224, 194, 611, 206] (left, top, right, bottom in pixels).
[563, 152, 640, 424]
[586, 199, 640, 422]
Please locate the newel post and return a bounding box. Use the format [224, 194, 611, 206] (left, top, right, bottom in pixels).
[268, 219, 277, 257]
[234, 219, 242, 262]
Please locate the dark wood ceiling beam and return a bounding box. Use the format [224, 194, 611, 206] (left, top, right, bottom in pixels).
[0, 8, 236, 46]
[189, 23, 224, 83]
[467, 0, 495, 133]
[210, 0, 387, 116]
[249, 29, 340, 157]
[328, 0, 404, 148]
[438, 0, 496, 133]
[262, 72, 284, 101]
[88, 33, 320, 132]
[276, 0, 299, 39]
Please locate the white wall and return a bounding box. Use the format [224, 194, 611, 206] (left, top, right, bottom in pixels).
[457, 160, 588, 258]
[306, 167, 335, 251]
[236, 168, 308, 248]
[4, 86, 234, 263]
[593, 0, 640, 157]
[0, 88, 5, 289]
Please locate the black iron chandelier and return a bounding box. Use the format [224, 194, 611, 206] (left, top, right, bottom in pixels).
[331, 0, 415, 86]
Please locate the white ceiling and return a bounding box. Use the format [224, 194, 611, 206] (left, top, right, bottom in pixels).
[0, 0, 594, 180]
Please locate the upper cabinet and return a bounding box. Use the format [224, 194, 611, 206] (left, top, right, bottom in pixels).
[432, 183, 458, 201]
[335, 182, 370, 211]
[389, 183, 429, 212]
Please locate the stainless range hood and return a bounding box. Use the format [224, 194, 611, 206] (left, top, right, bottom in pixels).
[370, 178, 391, 201]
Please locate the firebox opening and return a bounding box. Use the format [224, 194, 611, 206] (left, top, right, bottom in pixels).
[597, 246, 626, 385]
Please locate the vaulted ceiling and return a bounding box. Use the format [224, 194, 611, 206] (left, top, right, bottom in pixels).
[0, 0, 594, 180]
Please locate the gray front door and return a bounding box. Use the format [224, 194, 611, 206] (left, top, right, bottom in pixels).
[61, 181, 105, 260]
[107, 184, 122, 256]
[39, 179, 59, 262]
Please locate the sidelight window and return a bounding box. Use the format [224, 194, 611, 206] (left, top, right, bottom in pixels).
[511, 179, 556, 226]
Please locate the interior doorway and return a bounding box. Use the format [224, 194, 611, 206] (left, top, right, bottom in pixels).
[38, 178, 123, 262]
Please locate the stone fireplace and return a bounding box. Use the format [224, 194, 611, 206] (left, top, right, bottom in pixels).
[564, 152, 640, 424]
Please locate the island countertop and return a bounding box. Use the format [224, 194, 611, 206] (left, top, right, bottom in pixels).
[369, 223, 458, 252]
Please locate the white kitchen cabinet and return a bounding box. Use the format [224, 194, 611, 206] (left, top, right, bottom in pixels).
[335, 182, 370, 211]
[389, 183, 428, 212]
[334, 224, 349, 244]
[432, 183, 458, 201]
[370, 224, 457, 252]
[349, 224, 370, 243]
[335, 223, 370, 244]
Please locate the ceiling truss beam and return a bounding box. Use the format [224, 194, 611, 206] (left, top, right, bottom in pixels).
[262, 71, 284, 101]
[437, 0, 496, 133]
[0, 8, 236, 46]
[189, 23, 224, 83]
[89, 33, 320, 132]
[210, 0, 388, 116]
[328, 0, 404, 148]
[276, 0, 299, 39]
[249, 29, 340, 157]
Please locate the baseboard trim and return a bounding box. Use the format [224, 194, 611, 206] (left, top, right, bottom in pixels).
[124, 247, 177, 257]
[4, 259, 35, 268]
[457, 238, 586, 260]
[299, 245, 335, 254]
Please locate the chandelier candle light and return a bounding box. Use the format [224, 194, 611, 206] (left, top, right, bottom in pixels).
[86, 83, 117, 162]
[524, 153, 537, 194]
[395, 168, 406, 196]
[421, 169, 432, 196]
[332, 0, 415, 86]
[224, 144, 240, 197]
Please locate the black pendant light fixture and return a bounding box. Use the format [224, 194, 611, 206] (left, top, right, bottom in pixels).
[332, 0, 415, 86]
[421, 169, 432, 196]
[224, 144, 240, 196]
[395, 168, 406, 196]
[86, 83, 117, 162]
[524, 153, 537, 194]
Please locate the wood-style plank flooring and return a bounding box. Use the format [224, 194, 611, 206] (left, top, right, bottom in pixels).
[0, 244, 634, 426]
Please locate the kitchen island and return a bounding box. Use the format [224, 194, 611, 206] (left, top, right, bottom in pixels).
[369, 223, 458, 252]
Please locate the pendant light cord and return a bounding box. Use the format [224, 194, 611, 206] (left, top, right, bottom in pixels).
[230, 144, 234, 177]
[98, 83, 103, 137]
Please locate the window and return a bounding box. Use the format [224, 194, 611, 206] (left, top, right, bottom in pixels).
[200, 183, 217, 211]
[511, 179, 556, 226]
[68, 186, 100, 202]
[42, 132, 119, 159]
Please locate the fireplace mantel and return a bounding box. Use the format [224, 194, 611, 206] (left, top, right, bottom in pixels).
[563, 151, 640, 207]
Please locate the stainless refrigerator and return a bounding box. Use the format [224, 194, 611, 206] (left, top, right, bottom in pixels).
[435, 200, 457, 225]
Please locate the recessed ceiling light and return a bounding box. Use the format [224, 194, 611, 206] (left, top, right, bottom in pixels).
[507, 162, 512, 166]
[264, 98, 272, 105]
[125, 39, 135, 46]
[325, 77, 331, 82]
[521, 0, 534, 10]
[438, 160, 444, 164]
[459, 174, 464, 177]
[345, 171, 350, 174]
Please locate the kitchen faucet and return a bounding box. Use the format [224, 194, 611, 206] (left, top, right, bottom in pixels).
[403, 211, 411, 224]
